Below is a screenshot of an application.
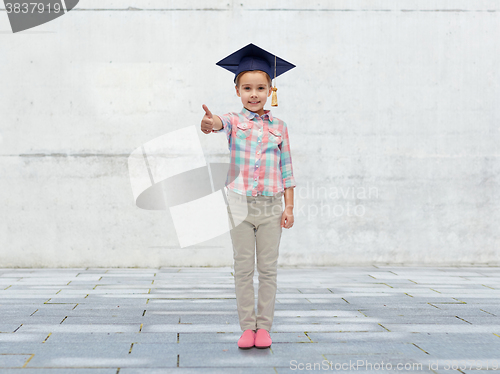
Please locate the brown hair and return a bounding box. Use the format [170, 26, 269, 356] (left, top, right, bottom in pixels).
[235, 70, 272, 87]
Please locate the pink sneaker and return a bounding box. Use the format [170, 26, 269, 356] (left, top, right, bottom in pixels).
[255, 328, 272, 348]
[237, 329, 256, 349]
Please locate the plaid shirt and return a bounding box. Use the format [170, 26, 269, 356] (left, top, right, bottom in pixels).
[212, 107, 296, 197]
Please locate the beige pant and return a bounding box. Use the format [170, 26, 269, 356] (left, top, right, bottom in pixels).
[226, 188, 283, 331]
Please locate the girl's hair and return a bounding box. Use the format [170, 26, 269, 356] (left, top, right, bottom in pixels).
[235, 70, 272, 87]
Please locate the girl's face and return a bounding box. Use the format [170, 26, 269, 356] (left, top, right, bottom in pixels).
[235, 71, 272, 116]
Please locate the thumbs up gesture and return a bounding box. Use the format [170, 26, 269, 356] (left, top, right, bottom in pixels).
[201, 104, 214, 134]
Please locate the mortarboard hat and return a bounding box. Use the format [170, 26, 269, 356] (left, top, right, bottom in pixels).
[216, 43, 295, 106]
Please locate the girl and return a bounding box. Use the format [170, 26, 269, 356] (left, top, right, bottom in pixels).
[200, 43, 296, 349]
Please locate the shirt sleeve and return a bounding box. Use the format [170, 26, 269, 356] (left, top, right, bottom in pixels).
[279, 122, 296, 189]
[212, 113, 233, 148]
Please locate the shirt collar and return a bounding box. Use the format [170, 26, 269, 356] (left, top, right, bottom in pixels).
[241, 107, 273, 122]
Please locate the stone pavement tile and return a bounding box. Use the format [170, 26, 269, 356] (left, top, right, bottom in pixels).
[340, 297, 433, 306]
[3, 286, 63, 291]
[411, 295, 500, 302]
[269, 332, 314, 343]
[0, 308, 39, 317]
[176, 332, 239, 344]
[413, 342, 500, 359]
[66, 309, 146, 317]
[17, 324, 141, 333]
[59, 315, 180, 324]
[176, 314, 240, 325]
[28, 356, 161, 369]
[296, 288, 335, 294]
[452, 316, 500, 324]
[121, 369, 276, 374]
[0, 324, 23, 333]
[0, 353, 33, 368]
[0, 333, 48, 343]
[274, 303, 357, 311]
[275, 298, 330, 304]
[406, 332, 500, 345]
[147, 299, 235, 307]
[145, 311, 237, 317]
[141, 324, 241, 333]
[272, 317, 379, 325]
[371, 316, 474, 325]
[0, 369, 115, 374]
[0, 294, 82, 301]
[0, 342, 139, 369]
[430, 303, 500, 311]
[147, 292, 237, 299]
[0, 342, 54, 354]
[377, 324, 500, 333]
[272, 323, 385, 333]
[453, 297, 500, 303]
[0, 298, 51, 304]
[85, 289, 151, 295]
[39, 298, 94, 305]
[23, 343, 156, 368]
[475, 307, 500, 315]
[270, 341, 430, 359]
[361, 309, 449, 317]
[30, 303, 80, 310]
[124, 342, 179, 366]
[277, 288, 302, 294]
[82, 296, 150, 304]
[69, 305, 153, 311]
[41, 332, 176, 344]
[428, 288, 500, 294]
[306, 331, 409, 343]
[275, 310, 362, 317]
[20, 316, 72, 324]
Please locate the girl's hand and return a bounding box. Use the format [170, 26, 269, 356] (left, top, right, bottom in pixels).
[201, 104, 214, 134]
[281, 209, 294, 229]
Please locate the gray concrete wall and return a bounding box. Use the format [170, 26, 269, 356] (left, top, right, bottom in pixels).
[1, 0, 499, 267]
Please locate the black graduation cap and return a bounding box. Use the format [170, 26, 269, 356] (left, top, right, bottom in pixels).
[216, 43, 295, 106]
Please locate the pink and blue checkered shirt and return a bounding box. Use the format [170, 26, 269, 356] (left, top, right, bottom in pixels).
[212, 107, 296, 197]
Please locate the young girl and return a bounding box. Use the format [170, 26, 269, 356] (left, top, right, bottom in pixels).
[200, 43, 296, 349]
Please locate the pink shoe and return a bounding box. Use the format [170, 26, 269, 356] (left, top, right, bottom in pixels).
[255, 328, 272, 348]
[237, 329, 256, 349]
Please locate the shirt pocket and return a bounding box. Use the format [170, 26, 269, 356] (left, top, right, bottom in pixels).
[268, 127, 282, 145]
[235, 122, 253, 139]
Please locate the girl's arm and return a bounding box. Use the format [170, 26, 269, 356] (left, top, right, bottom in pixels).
[282, 187, 294, 229]
[284, 187, 294, 213]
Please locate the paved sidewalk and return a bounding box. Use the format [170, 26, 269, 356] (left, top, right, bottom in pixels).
[0, 267, 500, 373]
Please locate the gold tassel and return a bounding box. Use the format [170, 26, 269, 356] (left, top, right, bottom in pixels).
[271, 87, 278, 107]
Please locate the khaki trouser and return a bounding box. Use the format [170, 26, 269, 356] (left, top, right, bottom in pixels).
[226, 188, 283, 332]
